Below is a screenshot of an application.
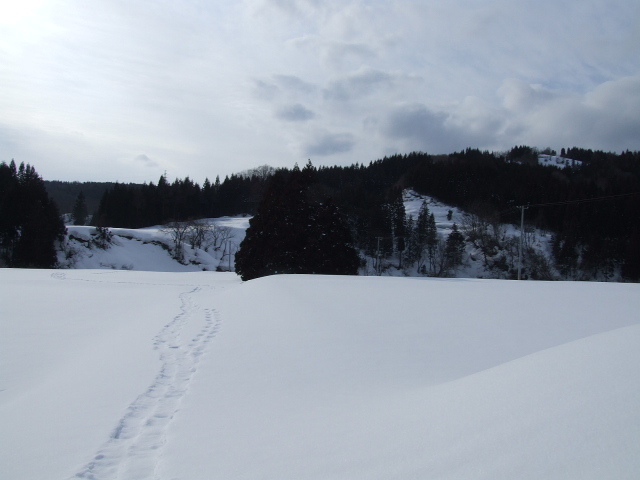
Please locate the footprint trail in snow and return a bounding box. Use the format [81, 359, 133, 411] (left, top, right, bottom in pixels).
[72, 286, 221, 480]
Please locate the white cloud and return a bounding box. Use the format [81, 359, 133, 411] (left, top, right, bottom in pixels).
[496, 74, 640, 150]
[305, 132, 355, 156]
[498, 79, 560, 112]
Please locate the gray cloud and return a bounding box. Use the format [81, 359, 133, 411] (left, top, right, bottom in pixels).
[253, 79, 280, 101]
[383, 104, 450, 151]
[305, 132, 355, 156]
[381, 73, 640, 154]
[273, 75, 317, 95]
[382, 103, 501, 154]
[134, 154, 159, 167]
[324, 68, 394, 102]
[499, 74, 640, 151]
[253, 75, 317, 104]
[276, 104, 315, 122]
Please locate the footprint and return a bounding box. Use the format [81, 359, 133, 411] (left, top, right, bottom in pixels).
[71, 286, 222, 480]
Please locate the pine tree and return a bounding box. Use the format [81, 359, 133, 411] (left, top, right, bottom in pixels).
[445, 223, 465, 269]
[406, 200, 431, 273]
[402, 201, 442, 275]
[72, 191, 88, 225]
[425, 212, 438, 273]
[386, 191, 406, 268]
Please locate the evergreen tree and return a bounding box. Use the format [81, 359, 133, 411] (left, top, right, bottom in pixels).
[303, 200, 361, 275]
[72, 191, 88, 225]
[0, 161, 66, 267]
[236, 164, 359, 280]
[445, 223, 465, 269]
[425, 212, 438, 273]
[386, 191, 407, 268]
[406, 200, 431, 273]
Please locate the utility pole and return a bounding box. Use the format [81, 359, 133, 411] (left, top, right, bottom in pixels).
[228, 241, 237, 272]
[376, 236, 383, 275]
[517, 205, 527, 280]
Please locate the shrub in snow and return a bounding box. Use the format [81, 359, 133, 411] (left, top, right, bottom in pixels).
[92, 226, 114, 249]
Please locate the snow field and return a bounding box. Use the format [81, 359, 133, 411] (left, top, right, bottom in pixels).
[1, 269, 639, 479]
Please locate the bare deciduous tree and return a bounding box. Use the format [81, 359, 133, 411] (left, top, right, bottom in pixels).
[209, 225, 234, 251]
[161, 221, 191, 262]
[186, 220, 210, 250]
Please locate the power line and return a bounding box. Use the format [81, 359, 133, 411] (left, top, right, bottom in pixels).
[514, 190, 640, 280]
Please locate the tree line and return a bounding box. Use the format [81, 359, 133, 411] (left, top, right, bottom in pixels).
[4, 146, 639, 280]
[0, 161, 66, 267]
[91, 172, 270, 228]
[82, 147, 640, 280]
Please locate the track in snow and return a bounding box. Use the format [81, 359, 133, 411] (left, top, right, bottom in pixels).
[71, 286, 221, 480]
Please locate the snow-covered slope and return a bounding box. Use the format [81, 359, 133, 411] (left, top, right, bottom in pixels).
[1, 269, 639, 479]
[403, 189, 465, 236]
[401, 190, 559, 279]
[538, 153, 582, 168]
[59, 217, 249, 272]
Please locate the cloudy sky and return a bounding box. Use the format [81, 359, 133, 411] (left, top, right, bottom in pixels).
[1, 0, 639, 183]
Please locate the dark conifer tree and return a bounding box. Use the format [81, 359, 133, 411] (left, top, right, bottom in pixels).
[302, 200, 360, 275]
[0, 161, 66, 267]
[406, 200, 431, 272]
[236, 163, 359, 280]
[445, 223, 465, 269]
[425, 212, 438, 273]
[72, 191, 88, 225]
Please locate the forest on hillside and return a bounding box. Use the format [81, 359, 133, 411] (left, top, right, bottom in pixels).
[77, 146, 640, 281]
[8, 146, 640, 280]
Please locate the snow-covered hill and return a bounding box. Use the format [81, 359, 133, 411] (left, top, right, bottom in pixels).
[58, 217, 249, 272]
[1, 269, 639, 479]
[57, 189, 608, 281]
[397, 190, 558, 279]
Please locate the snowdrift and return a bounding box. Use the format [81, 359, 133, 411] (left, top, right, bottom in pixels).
[1, 269, 639, 479]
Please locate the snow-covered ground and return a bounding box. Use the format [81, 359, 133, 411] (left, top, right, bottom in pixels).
[60, 217, 249, 272]
[403, 189, 466, 236]
[402, 190, 557, 279]
[538, 154, 582, 169]
[1, 269, 639, 479]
